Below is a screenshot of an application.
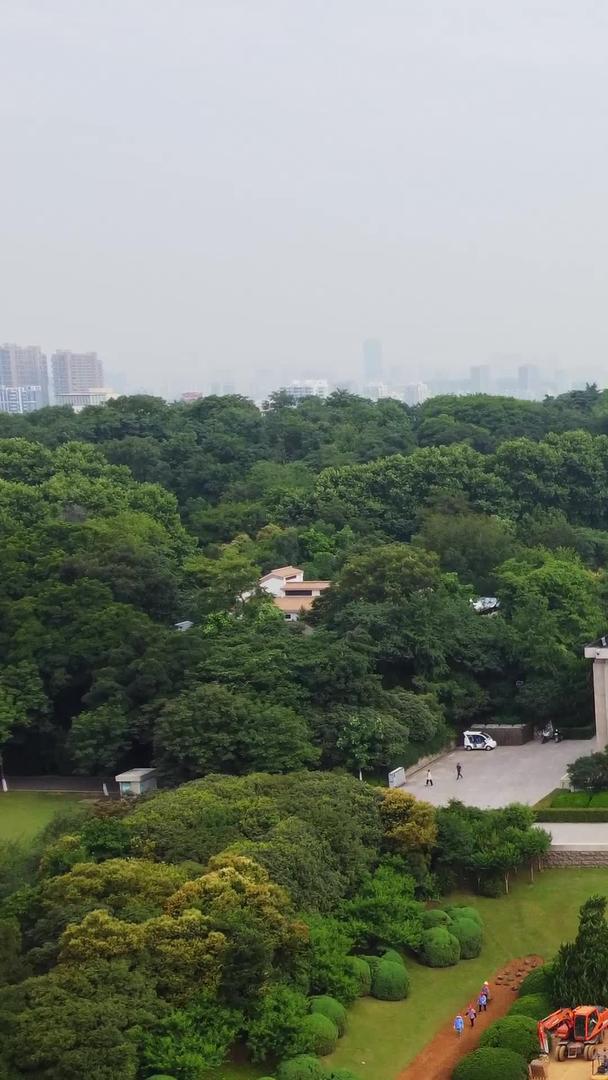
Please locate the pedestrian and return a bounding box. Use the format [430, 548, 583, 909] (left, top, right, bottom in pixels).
[466, 1004, 477, 1028]
[478, 991, 487, 1012]
[482, 980, 491, 1004]
[425, 768, 433, 787]
[456, 762, 463, 780]
[454, 1014, 464, 1038]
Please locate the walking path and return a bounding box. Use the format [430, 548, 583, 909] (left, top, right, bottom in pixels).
[395, 955, 543, 1080]
[539, 822, 608, 848]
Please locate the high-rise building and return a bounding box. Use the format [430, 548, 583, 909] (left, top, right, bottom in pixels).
[0, 344, 49, 406]
[51, 350, 104, 400]
[363, 339, 383, 383]
[285, 379, 329, 400]
[403, 382, 430, 405]
[469, 365, 491, 393]
[0, 385, 44, 414]
[517, 364, 540, 395]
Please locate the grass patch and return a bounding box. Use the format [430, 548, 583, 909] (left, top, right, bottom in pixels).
[551, 791, 590, 808]
[324, 868, 608, 1080]
[0, 792, 81, 844]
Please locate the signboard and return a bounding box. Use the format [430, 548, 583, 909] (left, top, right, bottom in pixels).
[388, 766, 406, 789]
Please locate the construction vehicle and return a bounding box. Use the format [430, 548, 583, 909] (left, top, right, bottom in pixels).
[538, 1005, 608, 1060]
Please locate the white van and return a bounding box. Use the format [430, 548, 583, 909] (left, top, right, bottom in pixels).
[463, 730, 497, 751]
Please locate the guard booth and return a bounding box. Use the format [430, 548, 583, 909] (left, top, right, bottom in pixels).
[115, 768, 157, 797]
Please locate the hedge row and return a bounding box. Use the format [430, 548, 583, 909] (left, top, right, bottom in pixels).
[535, 808, 608, 822]
[277, 1060, 363, 1080]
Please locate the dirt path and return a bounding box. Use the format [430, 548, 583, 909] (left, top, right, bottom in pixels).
[396, 955, 544, 1080]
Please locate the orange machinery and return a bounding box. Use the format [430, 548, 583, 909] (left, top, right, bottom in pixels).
[538, 1005, 608, 1060]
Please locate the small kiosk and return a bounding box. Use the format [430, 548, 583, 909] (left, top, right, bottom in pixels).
[115, 768, 157, 798]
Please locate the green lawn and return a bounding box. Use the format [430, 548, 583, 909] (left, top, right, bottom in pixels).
[0, 791, 81, 843]
[324, 868, 608, 1080]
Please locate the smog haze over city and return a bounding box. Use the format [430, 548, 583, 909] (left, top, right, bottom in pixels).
[2, 1, 608, 400]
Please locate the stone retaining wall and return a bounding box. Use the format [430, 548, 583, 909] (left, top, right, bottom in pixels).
[545, 848, 608, 867]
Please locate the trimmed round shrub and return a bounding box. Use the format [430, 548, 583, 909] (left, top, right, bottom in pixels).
[450, 917, 483, 959]
[277, 1056, 328, 1080]
[445, 905, 484, 928]
[422, 908, 451, 929]
[310, 996, 347, 1037]
[301, 1013, 339, 1056]
[479, 1015, 539, 1062]
[371, 960, 409, 1000]
[452, 1047, 527, 1080]
[518, 965, 551, 997]
[420, 927, 461, 967]
[379, 948, 406, 967]
[509, 993, 552, 1021]
[361, 954, 381, 975]
[345, 956, 371, 996]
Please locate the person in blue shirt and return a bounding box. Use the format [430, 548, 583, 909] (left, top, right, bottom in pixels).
[454, 1014, 464, 1037]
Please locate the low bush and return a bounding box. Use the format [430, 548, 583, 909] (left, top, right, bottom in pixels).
[509, 993, 552, 1021]
[379, 948, 405, 967]
[310, 996, 347, 1037]
[445, 905, 483, 927]
[518, 965, 552, 997]
[475, 874, 503, 897]
[562, 725, 595, 740]
[370, 960, 410, 1000]
[326, 1071, 362, 1080]
[420, 927, 461, 967]
[450, 917, 483, 959]
[452, 1047, 528, 1080]
[301, 1013, 339, 1056]
[345, 956, 371, 996]
[278, 1057, 328, 1080]
[422, 908, 451, 929]
[479, 1015, 539, 1062]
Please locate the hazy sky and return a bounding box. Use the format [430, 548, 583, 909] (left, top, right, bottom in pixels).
[2, 1, 608, 396]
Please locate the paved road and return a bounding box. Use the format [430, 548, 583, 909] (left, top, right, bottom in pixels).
[405, 740, 592, 809]
[539, 822, 608, 848]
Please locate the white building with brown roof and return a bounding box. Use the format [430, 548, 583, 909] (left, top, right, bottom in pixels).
[260, 566, 330, 621]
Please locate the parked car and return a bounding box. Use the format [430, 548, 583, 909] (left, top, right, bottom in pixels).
[463, 730, 497, 751]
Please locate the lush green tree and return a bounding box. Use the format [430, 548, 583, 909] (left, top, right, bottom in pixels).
[552, 895, 608, 1005]
[246, 984, 310, 1062]
[0, 960, 168, 1080]
[341, 863, 422, 950]
[153, 683, 317, 782]
[141, 994, 243, 1077]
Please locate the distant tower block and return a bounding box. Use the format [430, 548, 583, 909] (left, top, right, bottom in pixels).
[584, 637, 608, 750]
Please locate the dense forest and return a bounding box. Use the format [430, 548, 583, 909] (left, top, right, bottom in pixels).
[2, 386, 608, 777]
[0, 773, 548, 1079]
[1, 386, 605, 1079]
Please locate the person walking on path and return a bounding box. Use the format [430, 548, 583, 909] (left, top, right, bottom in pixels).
[456, 762, 463, 780]
[454, 1014, 464, 1038]
[425, 768, 433, 787]
[478, 991, 487, 1012]
[482, 980, 491, 1003]
[466, 1005, 477, 1028]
